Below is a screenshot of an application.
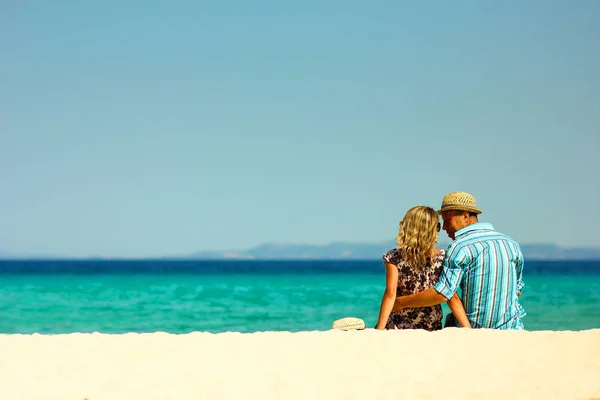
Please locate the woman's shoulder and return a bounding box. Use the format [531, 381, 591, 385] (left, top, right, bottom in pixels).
[382, 248, 402, 265]
[432, 249, 446, 265]
[436, 248, 446, 257]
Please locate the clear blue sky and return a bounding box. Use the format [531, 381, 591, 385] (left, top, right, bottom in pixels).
[2, 1, 599, 258]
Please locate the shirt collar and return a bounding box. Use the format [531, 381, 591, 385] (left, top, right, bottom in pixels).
[455, 222, 494, 239]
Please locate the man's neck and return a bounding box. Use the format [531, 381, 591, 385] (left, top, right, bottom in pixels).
[467, 217, 479, 225]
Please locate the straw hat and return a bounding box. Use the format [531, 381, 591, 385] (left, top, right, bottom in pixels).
[332, 317, 366, 331]
[437, 191, 482, 215]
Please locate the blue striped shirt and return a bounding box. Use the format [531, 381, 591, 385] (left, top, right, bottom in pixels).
[434, 223, 526, 330]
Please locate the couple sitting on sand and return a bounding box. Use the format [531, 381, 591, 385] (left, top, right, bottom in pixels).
[375, 191, 526, 331]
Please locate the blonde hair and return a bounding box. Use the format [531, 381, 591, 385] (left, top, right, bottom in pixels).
[396, 206, 439, 270]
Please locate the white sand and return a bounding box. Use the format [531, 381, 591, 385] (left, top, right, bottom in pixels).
[1, 329, 599, 400]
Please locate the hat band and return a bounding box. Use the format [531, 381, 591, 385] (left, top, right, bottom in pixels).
[441, 203, 477, 209]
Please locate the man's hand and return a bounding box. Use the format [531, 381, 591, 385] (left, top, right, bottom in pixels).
[391, 296, 406, 313]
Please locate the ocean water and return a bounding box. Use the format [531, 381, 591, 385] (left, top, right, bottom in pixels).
[0, 260, 598, 334]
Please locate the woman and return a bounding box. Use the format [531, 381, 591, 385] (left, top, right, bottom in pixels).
[375, 206, 471, 330]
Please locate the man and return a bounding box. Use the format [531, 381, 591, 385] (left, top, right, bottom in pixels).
[392, 191, 526, 329]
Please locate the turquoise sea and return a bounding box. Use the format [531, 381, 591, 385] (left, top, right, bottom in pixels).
[0, 260, 599, 334]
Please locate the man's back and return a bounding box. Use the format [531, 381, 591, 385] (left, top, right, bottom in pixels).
[436, 222, 525, 329]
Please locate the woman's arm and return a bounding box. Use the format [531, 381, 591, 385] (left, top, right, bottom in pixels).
[375, 263, 399, 330]
[447, 292, 472, 328]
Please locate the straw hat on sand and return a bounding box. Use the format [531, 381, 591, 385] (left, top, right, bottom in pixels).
[332, 317, 366, 331]
[437, 191, 482, 215]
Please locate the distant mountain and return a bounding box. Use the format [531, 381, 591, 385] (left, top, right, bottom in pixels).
[2, 243, 600, 261]
[187, 242, 600, 260]
[188, 242, 401, 260]
[519, 244, 600, 260]
[0, 250, 67, 259]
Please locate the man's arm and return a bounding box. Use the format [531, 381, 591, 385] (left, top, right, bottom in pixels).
[392, 287, 447, 312]
[447, 292, 472, 328]
[393, 246, 467, 312]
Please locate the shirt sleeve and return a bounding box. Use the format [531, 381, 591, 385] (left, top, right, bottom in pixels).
[434, 246, 467, 300]
[382, 249, 400, 265]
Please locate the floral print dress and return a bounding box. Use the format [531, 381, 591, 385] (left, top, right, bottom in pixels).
[382, 248, 445, 331]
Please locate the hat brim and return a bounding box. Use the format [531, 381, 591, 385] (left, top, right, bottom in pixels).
[437, 206, 482, 215]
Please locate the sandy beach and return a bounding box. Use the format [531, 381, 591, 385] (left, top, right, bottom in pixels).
[0, 328, 599, 400]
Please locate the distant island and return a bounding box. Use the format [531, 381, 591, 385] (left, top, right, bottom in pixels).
[2, 242, 600, 260]
[184, 242, 600, 261]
